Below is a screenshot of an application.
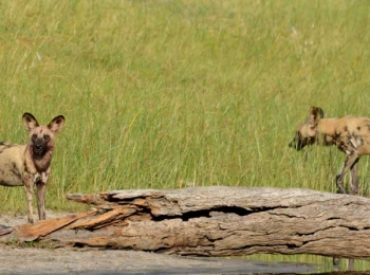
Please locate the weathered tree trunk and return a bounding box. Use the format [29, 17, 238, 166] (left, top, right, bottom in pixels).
[9, 187, 370, 258]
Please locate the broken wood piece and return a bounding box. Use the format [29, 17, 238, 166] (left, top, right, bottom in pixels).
[68, 206, 138, 230]
[0, 224, 12, 236]
[14, 211, 94, 241]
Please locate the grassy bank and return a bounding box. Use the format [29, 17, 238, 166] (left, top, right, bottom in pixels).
[0, 0, 369, 213]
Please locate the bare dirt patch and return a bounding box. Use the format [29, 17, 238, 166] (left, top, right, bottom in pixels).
[0, 245, 317, 274]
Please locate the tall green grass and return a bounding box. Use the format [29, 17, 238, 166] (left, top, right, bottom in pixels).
[0, 0, 369, 214]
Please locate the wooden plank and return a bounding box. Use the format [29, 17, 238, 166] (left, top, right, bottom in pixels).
[14, 211, 94, 241]
[0, 225, 12, 236]
[69, 206, 137, 230]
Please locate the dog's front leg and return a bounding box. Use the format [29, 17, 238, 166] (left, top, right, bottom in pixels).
[36, 172, 49, 220]
[23, 178, 35, 224]
[36, 182, 46, 220]
[336, 152, 359, 194]
[350, 159, 360, 195]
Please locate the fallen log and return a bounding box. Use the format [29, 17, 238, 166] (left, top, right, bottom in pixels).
[8, 187, 370, 258]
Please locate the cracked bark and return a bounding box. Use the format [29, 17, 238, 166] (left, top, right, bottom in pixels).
[9, 186, 370, 258]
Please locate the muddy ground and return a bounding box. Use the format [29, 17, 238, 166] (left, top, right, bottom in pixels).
[0, 213, 317, 274]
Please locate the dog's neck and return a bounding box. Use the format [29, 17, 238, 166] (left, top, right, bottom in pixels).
[316, 118, 338, 146]
[26, 144, 54, 173]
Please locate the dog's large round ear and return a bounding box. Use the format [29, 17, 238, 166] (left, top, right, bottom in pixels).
[308, 106, 324, 126]
[47, 115, 65, 133]
[22, 113, 39, 131]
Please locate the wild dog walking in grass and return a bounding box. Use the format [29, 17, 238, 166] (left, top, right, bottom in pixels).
[289, 106, 370, 195]
[0, 113, 65, 223]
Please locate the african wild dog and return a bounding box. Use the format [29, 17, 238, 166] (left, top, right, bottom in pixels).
[289, 106, 370, 195]
[0, 113, 65, 223]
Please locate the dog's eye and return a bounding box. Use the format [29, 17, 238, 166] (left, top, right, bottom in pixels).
[44, 134, 50, 141]
[32, 134, 37, 140]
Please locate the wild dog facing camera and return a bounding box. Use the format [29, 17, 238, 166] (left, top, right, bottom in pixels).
[0, 113, 65, 223]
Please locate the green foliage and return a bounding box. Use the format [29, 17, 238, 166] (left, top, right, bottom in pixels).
[0, 0, 369, 213]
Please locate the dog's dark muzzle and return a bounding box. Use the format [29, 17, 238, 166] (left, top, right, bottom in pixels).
[33, 138, 48, 156]
[288, 138, 304, 151]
